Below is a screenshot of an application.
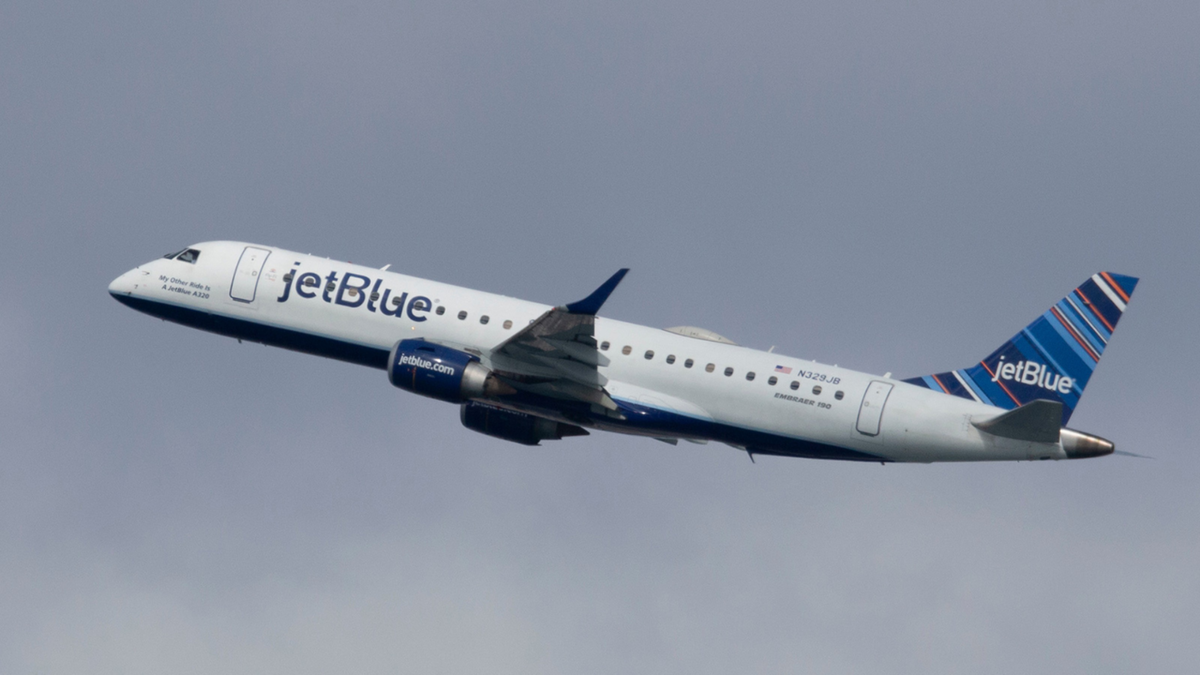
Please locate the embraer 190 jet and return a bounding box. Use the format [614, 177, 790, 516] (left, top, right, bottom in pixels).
[110, 242, 1137, 463]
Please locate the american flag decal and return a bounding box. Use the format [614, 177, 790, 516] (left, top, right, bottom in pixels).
[774, 365, 792, 374]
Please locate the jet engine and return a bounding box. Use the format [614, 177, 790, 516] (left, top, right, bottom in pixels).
[460, 401, 589, 446]
[388, 339, 510, 403]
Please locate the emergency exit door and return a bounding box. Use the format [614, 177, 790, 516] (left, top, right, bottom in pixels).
[229, 246, 271, 303]
[856, 381, 894, 436]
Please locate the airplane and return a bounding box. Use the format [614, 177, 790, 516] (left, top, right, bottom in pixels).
[109, 241, 1138, 463]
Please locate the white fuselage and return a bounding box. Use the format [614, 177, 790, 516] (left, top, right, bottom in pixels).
[110, 241, 1073, 462]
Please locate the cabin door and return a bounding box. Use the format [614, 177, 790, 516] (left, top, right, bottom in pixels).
[229, 246, 272, 303]
[855, 381, 894, 436]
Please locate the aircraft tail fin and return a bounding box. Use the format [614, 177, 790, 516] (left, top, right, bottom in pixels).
[903, 272, 1138, 425]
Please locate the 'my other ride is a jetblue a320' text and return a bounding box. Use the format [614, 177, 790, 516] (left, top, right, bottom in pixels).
[110, 242, 1138, 463]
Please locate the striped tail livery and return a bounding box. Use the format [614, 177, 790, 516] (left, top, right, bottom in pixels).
[904, 272, 1138, 425]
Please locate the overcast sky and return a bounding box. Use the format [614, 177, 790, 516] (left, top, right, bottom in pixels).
[2, 1, 1198, 673]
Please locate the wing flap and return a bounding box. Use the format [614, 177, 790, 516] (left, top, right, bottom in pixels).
[486, 269, 628, 412]
[527, 353, 609, 387]
[543, 338, 611, 367]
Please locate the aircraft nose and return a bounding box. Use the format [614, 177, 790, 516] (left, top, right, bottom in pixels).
[108, 268, 144, 297]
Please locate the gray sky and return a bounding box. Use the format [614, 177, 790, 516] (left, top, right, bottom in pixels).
[2, 1, 1198, 672]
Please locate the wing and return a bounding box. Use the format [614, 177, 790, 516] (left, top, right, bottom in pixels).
[485, 269, 628, 414]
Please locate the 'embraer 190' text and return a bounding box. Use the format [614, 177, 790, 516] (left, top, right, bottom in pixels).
[991, 356, 1074, 394]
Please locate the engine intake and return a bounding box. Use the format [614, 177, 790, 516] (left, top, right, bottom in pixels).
[388, 339, 508, 403]
[460, 401, 589, 446]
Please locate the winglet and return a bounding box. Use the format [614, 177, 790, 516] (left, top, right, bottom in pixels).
[563, 268, 629, 315]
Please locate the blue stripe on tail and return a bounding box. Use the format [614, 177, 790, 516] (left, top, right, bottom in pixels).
[903, 272, 1137, 425]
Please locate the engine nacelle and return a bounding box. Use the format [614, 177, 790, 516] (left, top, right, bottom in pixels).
[460, 401, 589, 446]
[388, 339, 502, 403]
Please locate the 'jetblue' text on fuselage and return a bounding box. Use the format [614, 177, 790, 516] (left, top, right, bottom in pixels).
[275, 263, 432, 322]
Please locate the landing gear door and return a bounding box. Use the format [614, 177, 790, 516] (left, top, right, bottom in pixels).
[229, 246, 272, 303]
[856, 381, 894, 436]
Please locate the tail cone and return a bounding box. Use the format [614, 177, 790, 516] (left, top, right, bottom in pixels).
[1061, 428, 1115, 459]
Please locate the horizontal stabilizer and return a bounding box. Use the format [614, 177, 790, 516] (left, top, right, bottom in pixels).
[972, 399, 1063, 443]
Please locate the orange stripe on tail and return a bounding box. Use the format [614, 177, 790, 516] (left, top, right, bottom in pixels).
[931, 373, 952, 394]
[1051, 306, 1100, 362]
[978, 360, 1021, 406]
[1100, 271, 1131, 303]
[1076, 289, 1115, 333]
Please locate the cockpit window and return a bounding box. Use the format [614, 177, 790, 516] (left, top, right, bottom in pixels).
[175, 249, 201, 264]
[162, 248, 187, 259]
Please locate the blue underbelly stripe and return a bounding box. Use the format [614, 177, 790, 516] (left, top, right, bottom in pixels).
[111, 293, 391, 369]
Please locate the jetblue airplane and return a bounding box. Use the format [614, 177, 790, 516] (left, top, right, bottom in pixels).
[109, 241, 1137, 463]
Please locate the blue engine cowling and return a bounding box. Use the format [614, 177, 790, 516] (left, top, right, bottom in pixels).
[388, 339, 496, 403]
[460, 401, 590, 446]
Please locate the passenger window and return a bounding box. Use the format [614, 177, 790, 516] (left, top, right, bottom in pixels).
[666, 355, 676, 364]
[480, 315, 490, 325]
[348, 288, 359, 298]
[835, 390, 844, 400]
[685, 359, 694, 368]
[622, 346, 632, 355]
[458, 311, 467, 320]
[724, 367, 734, 377]
[175, 249, 200, 264]
[391, 297, 403, 307]
[503, 320, 513, 329]
[412, 299, 428, 310]
[705, 363, 715, 373]
[600, 341, 610, 351]
[812, 385, 822, 395]
[325, 281, 336, 292]
[283, 271, 294, 283]
[304, 277, 317, 287]
[746, 371, 755, 381]
[436, 306, 445, 315]
[790, 381, 800, 390]
[370, 292, 380, 302]
[768, 375, 778, 386]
